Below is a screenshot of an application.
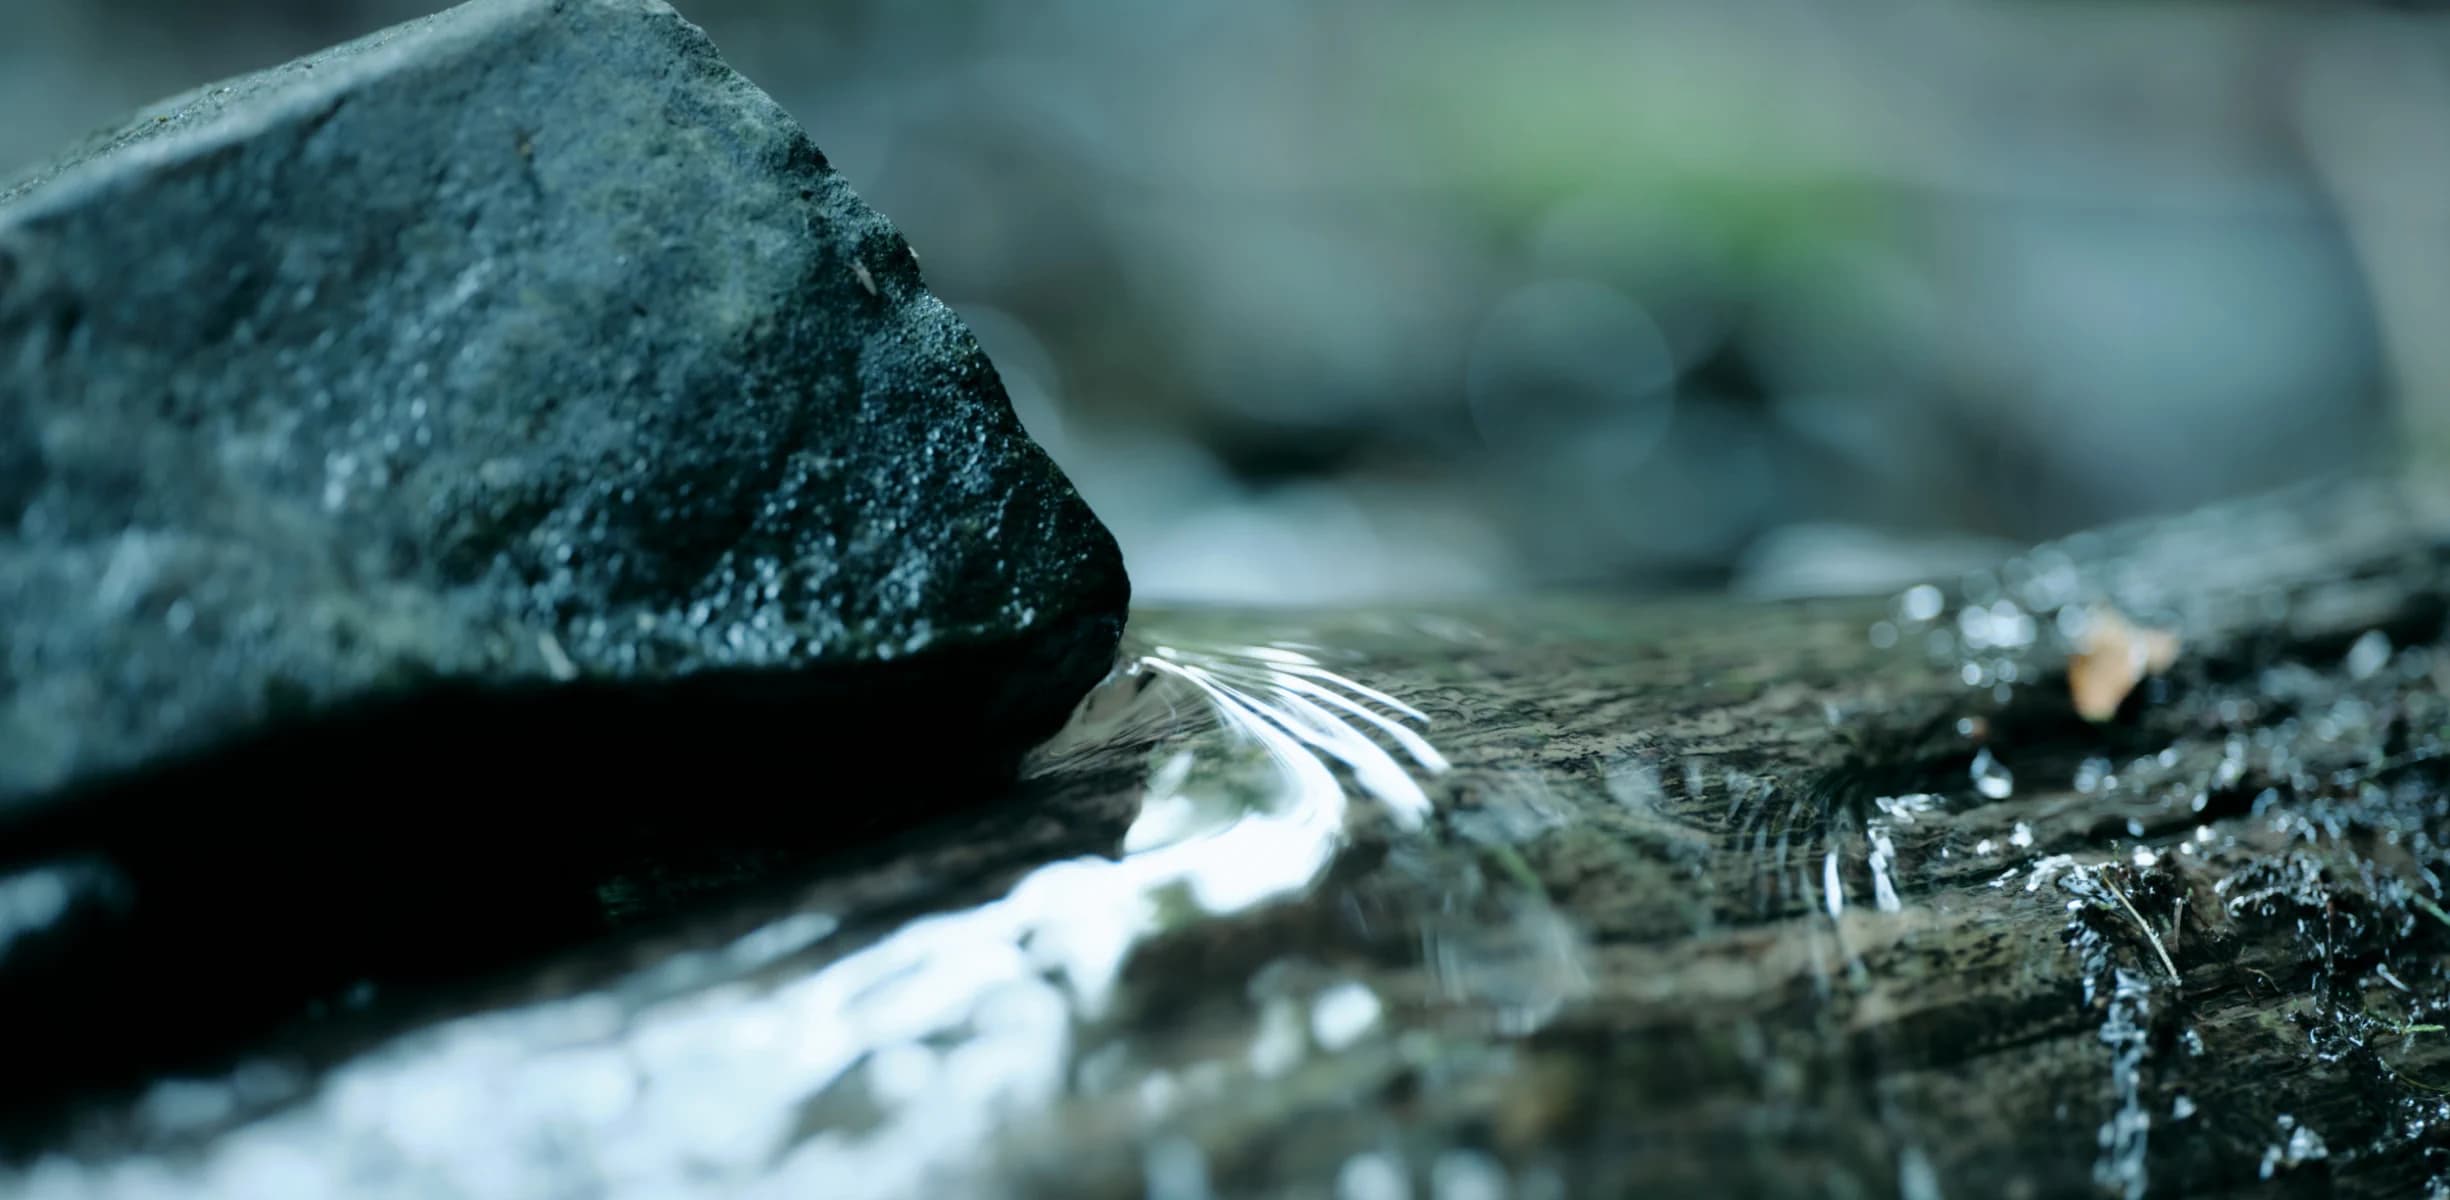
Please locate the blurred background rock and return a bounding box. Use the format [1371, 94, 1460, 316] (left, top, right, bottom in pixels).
[8, 0, 2440, 604]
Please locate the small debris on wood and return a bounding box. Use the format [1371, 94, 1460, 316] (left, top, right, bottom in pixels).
[2067, 606, 2180, 723]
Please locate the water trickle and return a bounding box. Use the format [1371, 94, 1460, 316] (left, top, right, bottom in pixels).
[1869, 828, 1901, 913]
[2090, 965, 2154, 1199]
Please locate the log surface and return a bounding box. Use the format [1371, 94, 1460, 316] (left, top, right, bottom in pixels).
[10, 477, 2450, 1199]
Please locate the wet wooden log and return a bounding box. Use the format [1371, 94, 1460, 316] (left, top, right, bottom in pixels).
[11, 477, 2450, 1198]
[985, 476, 2450, 1199]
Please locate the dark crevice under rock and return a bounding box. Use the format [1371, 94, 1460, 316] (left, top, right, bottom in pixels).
[0, 604, 1124, 1134]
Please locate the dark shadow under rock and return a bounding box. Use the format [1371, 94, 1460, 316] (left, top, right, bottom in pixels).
[0, 604, 1125, 1133]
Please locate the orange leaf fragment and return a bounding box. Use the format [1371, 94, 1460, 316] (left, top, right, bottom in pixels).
[2067, 607, 2180, 723]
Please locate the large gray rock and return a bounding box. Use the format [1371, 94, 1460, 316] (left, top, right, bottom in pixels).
[0, 0, 1128, 807]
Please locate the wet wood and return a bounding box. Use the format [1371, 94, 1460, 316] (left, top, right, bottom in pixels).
[13, 477, 2450, 1198]
[986, 477, 2450, 1198]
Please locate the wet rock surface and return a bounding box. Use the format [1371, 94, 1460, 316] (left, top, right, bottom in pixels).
[0, 0, 1126, 804]
[8, 478, 2450, 1195]
[0, 0, 1124, 1117]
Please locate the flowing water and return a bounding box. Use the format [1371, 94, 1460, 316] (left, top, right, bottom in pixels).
[10, 482, 2450, 1198]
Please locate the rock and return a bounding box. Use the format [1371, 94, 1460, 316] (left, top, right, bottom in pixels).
[0, 0, 1126, 1109]
[0, 0, 1128, 808]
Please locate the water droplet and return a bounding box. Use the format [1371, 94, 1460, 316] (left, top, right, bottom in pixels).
[1337, 1151, 1412, 1200]
[1144, 1138, 1213, 1200]
[1429, 1150, 1508, 1200]
[1972, 748, 2015, 799]
[1310, 983, 1382, 1051]
[0, 868, 75, 956]
[1901, 584, 1945, 623]
[1249, 997, 1307, 1079]
[2260, 1117, 2329, 1178]
[2077, 759, 2116, 798]
[1898, 1145, 1943, 1200]
[2346, 629, 2392, 680]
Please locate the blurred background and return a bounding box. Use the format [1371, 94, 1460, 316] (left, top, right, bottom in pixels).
[6, 0, 2442, 604]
